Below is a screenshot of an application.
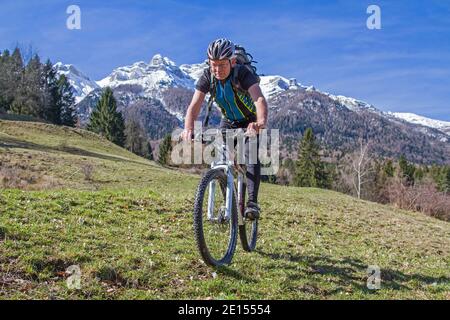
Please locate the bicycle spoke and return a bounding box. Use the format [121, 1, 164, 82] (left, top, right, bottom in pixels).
[202, 178, 231, 260]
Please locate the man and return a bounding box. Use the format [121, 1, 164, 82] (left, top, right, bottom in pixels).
[182, 38, 269, 220]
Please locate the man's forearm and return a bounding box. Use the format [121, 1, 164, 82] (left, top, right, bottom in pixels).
[184, 90, 205, 130]
[184, 102, 202, 130]
[255, 97, 268, 128]
[248, 84, 268, 128]
[184, 109, 195, 130]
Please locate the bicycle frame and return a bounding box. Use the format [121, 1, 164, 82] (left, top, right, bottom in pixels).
[206, 138, 246, 227]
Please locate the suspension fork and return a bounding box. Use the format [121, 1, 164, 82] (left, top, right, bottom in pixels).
[207, 163, 234, 221]
[207, 179, 216, 220]
[225, 167, 235, 221]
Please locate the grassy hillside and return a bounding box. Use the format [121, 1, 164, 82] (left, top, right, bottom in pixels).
[0, 120, 449, 300]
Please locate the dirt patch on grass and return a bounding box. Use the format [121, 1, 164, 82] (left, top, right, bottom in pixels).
[0, 158, 60, 190]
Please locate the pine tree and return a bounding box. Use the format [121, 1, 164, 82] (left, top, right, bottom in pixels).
[436, 166, 450, 193]
[11, 54, 43, 117]
[57, 74, 77, 126]
[0, 48, 24, 112]
[87, 87, 125, 146]
[294, 128, 328, 188]
[398, 154, 415, 185]
[321, 162, 334, 189]
[444, 166, 450, 193]
[42, 60, 61, 124]
[10, 48, 24, 73]
[0, 50, 11, 111]
[368, 160, 383, 202]
[158, 134, 172, 165]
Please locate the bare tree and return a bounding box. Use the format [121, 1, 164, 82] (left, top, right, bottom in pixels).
[124, 112, 149, 157]
[350, 139, 372, 199]
[334, 139, 373, 199]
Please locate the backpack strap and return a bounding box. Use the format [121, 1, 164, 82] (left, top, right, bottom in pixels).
[231, 64, 261, 95]
[231, 65, 247, 95]
[203, 70, 216, 127]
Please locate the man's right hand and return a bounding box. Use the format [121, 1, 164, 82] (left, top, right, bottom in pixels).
[181, 129, 194, 142]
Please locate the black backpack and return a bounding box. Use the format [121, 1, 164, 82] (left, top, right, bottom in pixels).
[203, 45, 260, 126]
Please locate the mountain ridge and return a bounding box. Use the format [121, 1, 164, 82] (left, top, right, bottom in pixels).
[54, 54, 450, 136]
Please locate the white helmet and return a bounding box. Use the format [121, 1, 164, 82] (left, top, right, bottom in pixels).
[207, 38, 235, 60]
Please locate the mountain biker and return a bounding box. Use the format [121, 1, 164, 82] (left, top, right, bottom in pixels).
[182, 38, 268, 220]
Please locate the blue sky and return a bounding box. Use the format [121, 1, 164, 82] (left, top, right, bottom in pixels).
[1, 0, 449, 120]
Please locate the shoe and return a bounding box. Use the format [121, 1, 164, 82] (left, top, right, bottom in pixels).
[244, 201, 260, 220]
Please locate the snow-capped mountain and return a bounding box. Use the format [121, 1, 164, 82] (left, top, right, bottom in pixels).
[95, 54, 306, 100]
[94, 55, 199, 120]
[80, 54, 308, 120]
[388, 112, 450, 135]
[326, 94, 381, 114]
[259, 76, 304, 98]
[297, 88, 448, 136]
[96, 54, 195, 95]
[179, 61, 208, 81]
[53, 62, 100, 103]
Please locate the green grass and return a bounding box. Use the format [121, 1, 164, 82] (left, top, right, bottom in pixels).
[0, 120, 449, 300]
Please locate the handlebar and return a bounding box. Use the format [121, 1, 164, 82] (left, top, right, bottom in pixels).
[182, 128, 257, 143]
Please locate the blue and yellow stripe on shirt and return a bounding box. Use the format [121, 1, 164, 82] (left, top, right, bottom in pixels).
[214, 78, 256, 121]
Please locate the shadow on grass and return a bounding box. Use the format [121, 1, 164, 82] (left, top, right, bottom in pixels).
[214, 265, 257, 284]
[0, 136, 150, 167]
[256, 250, 449, 295]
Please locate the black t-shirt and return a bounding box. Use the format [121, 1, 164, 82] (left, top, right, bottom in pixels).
[195, 66, 259, 94]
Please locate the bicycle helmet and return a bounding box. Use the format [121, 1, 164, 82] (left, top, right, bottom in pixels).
[207, 38, 235, 60]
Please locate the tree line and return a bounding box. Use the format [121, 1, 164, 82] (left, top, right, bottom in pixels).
[0, 47, 154, 160]
[276, 128, 450, 221]
[0, 47, 76, 126]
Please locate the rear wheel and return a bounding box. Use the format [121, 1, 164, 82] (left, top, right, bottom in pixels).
[193, 168, 238, 266]
[238, 181, 258, 252]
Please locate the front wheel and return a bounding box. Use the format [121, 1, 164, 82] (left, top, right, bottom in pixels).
[193, 168, 238, 266]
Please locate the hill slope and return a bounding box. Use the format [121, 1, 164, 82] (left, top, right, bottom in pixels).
[0, 120, 449, 299]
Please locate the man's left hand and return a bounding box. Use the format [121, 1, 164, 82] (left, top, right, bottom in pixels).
[246, 122, 264, 136]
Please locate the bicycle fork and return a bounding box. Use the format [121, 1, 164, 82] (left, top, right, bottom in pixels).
[206, 168, 245, 226]
[236, 173, 245, 226]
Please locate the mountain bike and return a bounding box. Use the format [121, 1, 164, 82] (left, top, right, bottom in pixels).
[193, 128, 259, 267]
